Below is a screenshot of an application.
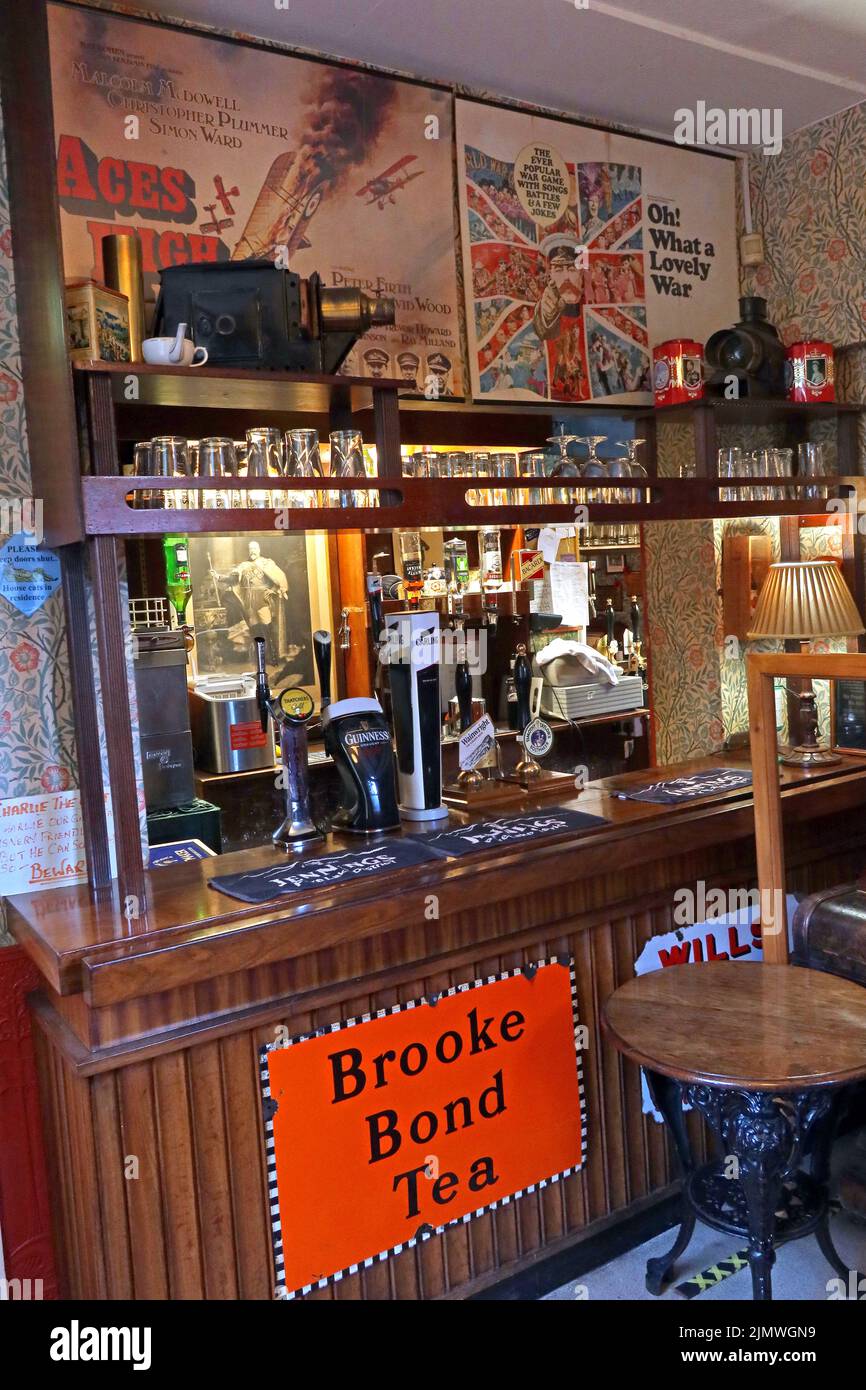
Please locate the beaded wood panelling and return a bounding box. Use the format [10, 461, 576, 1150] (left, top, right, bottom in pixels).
[31, 833, 863, 1301]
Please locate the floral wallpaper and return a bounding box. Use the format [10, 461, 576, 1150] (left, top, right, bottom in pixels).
[0, 113, 79, 943]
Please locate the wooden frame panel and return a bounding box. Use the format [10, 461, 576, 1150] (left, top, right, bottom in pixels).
[747, 651, 866, 963]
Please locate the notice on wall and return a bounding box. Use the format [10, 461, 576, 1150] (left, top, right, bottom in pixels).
[549, 560, 590, 629]
[261, 958, 585, 1298]
[456, 97, 738, 403]
[0, 790, 114, 896]
[47, 3, 463, 390]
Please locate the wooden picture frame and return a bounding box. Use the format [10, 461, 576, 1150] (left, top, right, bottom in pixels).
[829, 677, 866, 757]
[747, 651, 866, 963]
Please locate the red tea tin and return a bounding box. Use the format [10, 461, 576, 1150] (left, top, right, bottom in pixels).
[785, 341, 835, 403]
[653, 339, 704, 406]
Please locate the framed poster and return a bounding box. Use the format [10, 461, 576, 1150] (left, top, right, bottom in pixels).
[46, 2, 463, 387]
[260, 957, 585, 1299]
[456, 98, 738, 404]
[831, 679, 866, 755]
[187, 532, 333, 698]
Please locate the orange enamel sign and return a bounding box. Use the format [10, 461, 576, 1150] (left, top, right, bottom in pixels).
[260, 958, 585, 1298]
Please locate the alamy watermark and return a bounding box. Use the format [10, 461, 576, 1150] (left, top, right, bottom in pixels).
[1, 496, 43, 543]
[674, 102, 783, 157]
[674, 880, 786, 936]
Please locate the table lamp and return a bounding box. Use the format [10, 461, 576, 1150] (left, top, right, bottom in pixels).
[748, 559, 865, 765]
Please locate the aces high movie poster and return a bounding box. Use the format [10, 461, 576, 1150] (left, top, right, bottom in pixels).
[46, 2, 463, 389]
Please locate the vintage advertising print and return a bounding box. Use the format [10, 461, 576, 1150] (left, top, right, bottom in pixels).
[47, 3, 462, 387]
[456, 98, 738, 404]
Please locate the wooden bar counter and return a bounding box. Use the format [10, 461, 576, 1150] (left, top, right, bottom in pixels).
[8, 754, 866, 1301]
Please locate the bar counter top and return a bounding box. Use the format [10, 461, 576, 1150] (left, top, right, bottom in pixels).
[9, 753, 866, 1012]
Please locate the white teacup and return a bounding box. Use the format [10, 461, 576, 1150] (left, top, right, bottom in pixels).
[142, 335, 208, 367]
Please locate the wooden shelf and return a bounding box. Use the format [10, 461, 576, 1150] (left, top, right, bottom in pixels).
[73, 360, 397, 416]
[638, 397, 864, 425]
[81, 473, 861, 535]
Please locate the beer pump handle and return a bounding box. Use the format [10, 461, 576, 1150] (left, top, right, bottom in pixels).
[254, 637, 271, 733]
[630, 595, 642, 646]
[366, 573, 384, 647]
[313, 629, 332, 710]
[513, 644, 532, 734]
[455, 661, 473, 733]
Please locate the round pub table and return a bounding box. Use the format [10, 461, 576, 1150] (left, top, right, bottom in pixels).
[602, 961, 866, 1301]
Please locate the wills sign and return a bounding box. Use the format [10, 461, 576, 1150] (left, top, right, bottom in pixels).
[260, 959, 585, 1298]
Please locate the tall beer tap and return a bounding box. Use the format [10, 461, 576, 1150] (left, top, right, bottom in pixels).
[255, 637, 321, 848]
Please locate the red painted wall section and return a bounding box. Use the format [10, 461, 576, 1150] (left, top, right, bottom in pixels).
[0, 946, 58, 1298]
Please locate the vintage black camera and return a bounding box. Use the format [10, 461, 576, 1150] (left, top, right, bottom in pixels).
[704, 296, 787, 398]
[153, 261, 395, 374]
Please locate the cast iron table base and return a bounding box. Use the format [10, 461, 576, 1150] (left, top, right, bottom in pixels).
[645, 1069, 864, 1301]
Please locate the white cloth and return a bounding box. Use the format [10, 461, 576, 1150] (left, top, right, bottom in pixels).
[534, 638, 620, 685]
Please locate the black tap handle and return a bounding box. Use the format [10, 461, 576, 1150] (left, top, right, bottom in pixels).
[630, 596, 642, 645]
[314, 629, 332, 709]
[455, 661, 473, 732]
[513, 645, 532, 734]
[366, 573, 384, 649]
[254, 636, 270, 733]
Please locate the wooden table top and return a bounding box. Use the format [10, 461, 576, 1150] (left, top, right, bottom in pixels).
[603, 961, 866, 1090]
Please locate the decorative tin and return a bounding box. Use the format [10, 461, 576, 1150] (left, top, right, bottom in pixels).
[652, 338, 704, 406]
[785, 341, 835, 403]
[64, 279, 131, 364]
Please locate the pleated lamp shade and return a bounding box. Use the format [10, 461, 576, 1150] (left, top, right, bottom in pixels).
[748, 560, 865, 640]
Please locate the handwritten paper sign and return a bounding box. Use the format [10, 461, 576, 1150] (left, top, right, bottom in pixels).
[0, 791, 115, 896]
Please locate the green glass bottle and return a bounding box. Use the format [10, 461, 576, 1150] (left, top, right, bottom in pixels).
[163, 534, 192, 627]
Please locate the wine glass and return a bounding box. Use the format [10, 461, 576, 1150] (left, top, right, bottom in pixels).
[579, 434, 609, 506]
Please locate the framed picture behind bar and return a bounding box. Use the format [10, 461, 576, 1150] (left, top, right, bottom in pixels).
[46, 1, 463, 387]
[831, 679, 866, 755]
[187, 533, 334, 701]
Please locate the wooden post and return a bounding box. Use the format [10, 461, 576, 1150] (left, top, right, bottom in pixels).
[747, 654, 788, 963]
[748, 651, 866, 964]
[59, 545, 111, 892]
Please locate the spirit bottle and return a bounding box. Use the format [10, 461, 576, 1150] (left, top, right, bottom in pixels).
[163, 534, 192, 627]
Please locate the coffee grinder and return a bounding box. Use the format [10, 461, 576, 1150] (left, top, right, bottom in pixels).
[384, 610, 449, 822]
[314, 629, 401, 834]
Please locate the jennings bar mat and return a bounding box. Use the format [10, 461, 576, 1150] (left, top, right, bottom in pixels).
[410, 807, 608, 858]
[613, 768, 752, 805]
[209, 838, 441, 903]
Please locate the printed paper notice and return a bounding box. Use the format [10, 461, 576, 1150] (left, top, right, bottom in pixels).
[550, 561, 589, 628]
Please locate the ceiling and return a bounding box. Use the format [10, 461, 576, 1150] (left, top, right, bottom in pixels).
[128, 0, 866, 143]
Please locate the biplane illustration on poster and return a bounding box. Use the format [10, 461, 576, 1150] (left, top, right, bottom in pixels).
[456, 98, 738, 405]
[46, 3, 462, 388]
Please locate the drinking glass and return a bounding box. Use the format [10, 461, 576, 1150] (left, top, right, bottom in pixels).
[799, 441, 828, 500]
[771, 447, 794, 501]
[718, 446, 744, 504]
[490, 452, 517, 507]
[149, 435, 189, 511]
[286, 428, 320, 509]
[520, 451, 547, 507]
[245, 427, 284, 509]
[132, 440, 153, 510]
[330, 429, 366, 507]
[198, 436, 237, 510]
